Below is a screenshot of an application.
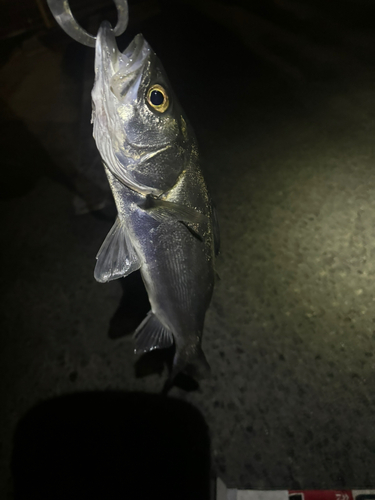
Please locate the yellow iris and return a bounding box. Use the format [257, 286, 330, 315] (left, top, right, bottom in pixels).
[147, 84, 169, 113]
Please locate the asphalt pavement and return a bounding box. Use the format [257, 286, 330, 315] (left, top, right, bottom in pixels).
[1, 0, 375, 496]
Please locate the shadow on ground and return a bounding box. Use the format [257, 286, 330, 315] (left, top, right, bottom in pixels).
[11, 392, 211, 500]
[108, 271, 150, 340]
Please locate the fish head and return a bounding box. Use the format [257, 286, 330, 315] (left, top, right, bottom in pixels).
[92, 21, 193, 195]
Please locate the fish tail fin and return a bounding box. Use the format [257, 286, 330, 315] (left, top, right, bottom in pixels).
[171, 345, 211, 382]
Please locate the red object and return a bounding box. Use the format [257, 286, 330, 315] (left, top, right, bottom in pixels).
[289, 492, 354, 500]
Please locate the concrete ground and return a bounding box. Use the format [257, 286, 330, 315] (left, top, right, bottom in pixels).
[1, 0, 375, 496]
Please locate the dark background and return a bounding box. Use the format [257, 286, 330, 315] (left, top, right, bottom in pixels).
[1, 0, 375, 496]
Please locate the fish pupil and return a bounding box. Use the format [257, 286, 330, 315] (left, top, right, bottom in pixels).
[150, 90, 164, 106]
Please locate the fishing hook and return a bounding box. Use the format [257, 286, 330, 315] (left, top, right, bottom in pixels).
[46, 0, 128, 47]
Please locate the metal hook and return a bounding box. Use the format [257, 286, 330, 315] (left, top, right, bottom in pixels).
[47, 0, 128, 47]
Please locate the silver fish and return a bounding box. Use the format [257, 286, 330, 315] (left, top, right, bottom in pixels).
[91, 21, 219, 380]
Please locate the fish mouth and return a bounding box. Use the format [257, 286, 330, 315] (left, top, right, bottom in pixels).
[92, 22, 166, 197]
[95, 21, 150, 97]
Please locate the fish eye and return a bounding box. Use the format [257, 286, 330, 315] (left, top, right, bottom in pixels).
[147, 84, 169, 113]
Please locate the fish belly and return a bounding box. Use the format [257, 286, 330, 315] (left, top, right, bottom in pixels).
[131, 209, 214, 345]
[108, 167, 214, 348]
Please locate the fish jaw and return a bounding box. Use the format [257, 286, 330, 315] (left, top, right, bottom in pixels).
[91, 22, 162, 195]
[92, 21, 151, 107]
[92, 21, 191, 195]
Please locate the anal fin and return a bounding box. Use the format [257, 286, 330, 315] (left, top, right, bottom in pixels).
[134, 312, 174, 354]
[94, 217, 140, 283]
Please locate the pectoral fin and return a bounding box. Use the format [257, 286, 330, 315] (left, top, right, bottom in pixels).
[134, 312, 174, 354]
[179, 222, 203, 242]
[94, 217, 140, 283]
[140, 195, 207, 225]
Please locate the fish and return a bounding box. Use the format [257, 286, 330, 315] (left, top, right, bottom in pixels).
[91, 21, 219, 380]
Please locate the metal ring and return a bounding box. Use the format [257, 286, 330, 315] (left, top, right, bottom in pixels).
[47, 0, 128, 47]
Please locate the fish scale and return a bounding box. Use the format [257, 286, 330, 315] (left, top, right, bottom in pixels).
[92, 20, 219, 381]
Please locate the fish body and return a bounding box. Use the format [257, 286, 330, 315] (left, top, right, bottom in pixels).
[91, 22, 218, 379]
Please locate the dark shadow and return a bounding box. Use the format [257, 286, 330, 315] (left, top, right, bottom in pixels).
[0, 31, 33, 69]
[135, 347, 174, 378]
[0, 98, 73, 200]
[160, 373, 200, 395]
[11, 392, 211, 500]
[108, 271, 150, 339]
[89, 201, 117, 222]
[134, 346, 200, 393]
[0, 97, 108, 206]
[0, 31, 109, 210]
[173, 373, 200, 392]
